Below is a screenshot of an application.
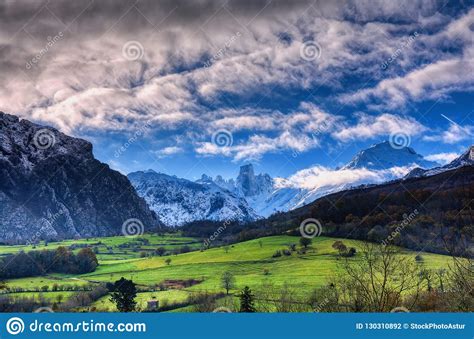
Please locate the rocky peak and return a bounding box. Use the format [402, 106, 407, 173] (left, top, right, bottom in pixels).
[343, 141, 439, 170]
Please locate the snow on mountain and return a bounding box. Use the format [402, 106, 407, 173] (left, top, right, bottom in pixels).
[405, 145, 474, 179]
[215, 141, 441, 218]
[0, 112, 160, 243]
[128, 170, 258, 227]
[129, 141, 445, 226]
[343, 141, 438, 170]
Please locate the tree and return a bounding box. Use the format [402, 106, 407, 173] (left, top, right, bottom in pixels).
[299, 237, 312, 249]
[76, 248, 99, 273]
[332, 241, 347, 254]
[334, 243, 423, 312]
[165, 258, 172, 265]
[155, 247, 166, 256]
[239, 286, 256, 312]
[221, 271, 236, 295]
[109, 277, 137, 312]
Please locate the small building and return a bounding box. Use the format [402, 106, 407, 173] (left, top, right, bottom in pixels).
[147, 299, 159, 311]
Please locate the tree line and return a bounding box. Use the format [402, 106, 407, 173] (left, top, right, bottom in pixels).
[0, 247, 98, 279]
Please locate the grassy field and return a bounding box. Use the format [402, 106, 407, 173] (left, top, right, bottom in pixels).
[0, 233, 201, 262]
[0, 234, 454, 312]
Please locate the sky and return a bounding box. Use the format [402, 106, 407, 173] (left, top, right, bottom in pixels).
[0, 0, 473, 182]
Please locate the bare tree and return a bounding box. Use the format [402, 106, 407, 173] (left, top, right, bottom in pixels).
[334, 243, 423, 312]
[221, 271, 236, 295]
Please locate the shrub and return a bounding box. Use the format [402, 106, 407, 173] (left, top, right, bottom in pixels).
[272, 250, 282, 258]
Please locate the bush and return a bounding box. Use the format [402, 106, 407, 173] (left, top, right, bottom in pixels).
[272, 250, 282, 258]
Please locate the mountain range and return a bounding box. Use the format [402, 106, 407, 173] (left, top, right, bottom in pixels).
[128, 141, 454, 226]
[0, 112, 160, 244]
[1, 112, 472, 242]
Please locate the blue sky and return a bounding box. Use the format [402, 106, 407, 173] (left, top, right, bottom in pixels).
[0, 0, 472, 181]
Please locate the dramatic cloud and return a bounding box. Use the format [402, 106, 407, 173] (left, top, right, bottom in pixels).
[425, 152, 459, 164]
[332, 113, 427, 141]
[0, 0, 471, 165]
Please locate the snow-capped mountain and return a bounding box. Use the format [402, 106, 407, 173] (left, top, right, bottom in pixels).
[128, 170, 258, 227]
[405, 145, 474, 179]
[343, 141, 438, 170]
[0, 112, 160, 243]
[212, 141, 440, 218]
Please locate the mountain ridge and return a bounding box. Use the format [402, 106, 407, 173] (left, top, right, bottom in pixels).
[0, 112, 161, 244]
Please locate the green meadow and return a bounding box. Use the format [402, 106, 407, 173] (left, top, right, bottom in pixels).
[0, 234, 453, 311]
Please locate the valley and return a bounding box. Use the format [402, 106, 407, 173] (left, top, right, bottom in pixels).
[0, 233, 458, 312]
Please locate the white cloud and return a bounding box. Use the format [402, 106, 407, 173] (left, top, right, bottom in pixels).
[332, 113, 427, 141]
[341, 9, 474, 109]
[195, 130, 319, 161]
[155, 146, 184, 158]
[424, 152, 459, 164]
[423, 123, 474, 144]
[280, 164, 416, 190]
